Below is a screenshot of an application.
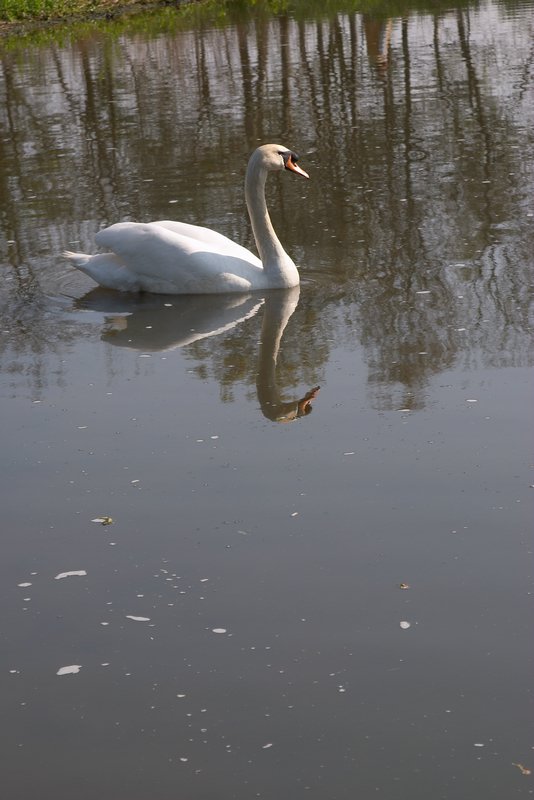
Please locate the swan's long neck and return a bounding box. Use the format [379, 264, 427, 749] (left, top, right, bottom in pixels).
[245, 155, 299, 287]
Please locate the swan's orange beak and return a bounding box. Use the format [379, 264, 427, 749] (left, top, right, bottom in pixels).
[285, 154, 309, 179]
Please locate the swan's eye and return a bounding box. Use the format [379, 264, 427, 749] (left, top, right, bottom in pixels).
[280, 150, 299, 166]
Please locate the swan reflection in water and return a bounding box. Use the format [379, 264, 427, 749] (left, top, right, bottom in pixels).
[255, 289, 320, 422]
[76, 286, 319, 423]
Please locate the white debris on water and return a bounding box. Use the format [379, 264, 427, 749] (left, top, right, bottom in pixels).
[57, 665, 82, 676]
[54, 570, 87, 580]
[126, 615, 151, 622]
[212, 628, 227, 634]
[400, 621, 411, 630]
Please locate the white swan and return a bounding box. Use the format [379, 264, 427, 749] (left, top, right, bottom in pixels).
[63, 144, 309, 294]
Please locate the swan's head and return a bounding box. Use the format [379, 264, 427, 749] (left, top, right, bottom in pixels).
[253, 144, 310, 179]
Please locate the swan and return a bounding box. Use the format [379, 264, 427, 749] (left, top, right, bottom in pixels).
[63, 144, 309, 294]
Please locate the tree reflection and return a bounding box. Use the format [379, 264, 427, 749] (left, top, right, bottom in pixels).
[0, 2, 532, 406]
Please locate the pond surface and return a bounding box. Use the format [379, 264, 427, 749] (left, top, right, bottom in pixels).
[1, 2, 533, 798]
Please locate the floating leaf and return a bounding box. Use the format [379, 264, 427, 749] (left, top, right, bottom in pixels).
[399, 583, 410, 590]
[92, 516, 113, 525]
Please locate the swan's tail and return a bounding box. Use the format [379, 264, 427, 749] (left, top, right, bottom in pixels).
[63, 250, 91, 268]
[63, 250, 142, 292]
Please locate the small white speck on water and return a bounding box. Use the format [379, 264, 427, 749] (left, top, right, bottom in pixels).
[18, 583, 32, 588]
[262, 743, 273, 749]
[210, 435, 219, 440]
[55, 570, 87, 580]
[212, 628, 227, 634]
[466, 399, 478, 403]
[400, 621, 411, 630]
[291, 512, 299, 517]
[179, 757, 188, 762]
[57, 665, 82, 676]
[139, 354, 151, 358]
[416, 290, 431, 295]
[100, 622, 110, 626]
[126, 615, 150, 622]
[474, 743, 485, 747]
[131, 479, 140, 484]
[343, 452, 355, 456]
[77, 426, 88, 430]
[177, 694, 186, 698]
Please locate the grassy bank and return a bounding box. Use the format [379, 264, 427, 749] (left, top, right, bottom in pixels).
[0, 0, 485, 30]
[0, 0, 176, 25]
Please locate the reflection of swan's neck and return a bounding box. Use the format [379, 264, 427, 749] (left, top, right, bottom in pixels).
[256, 288, 300, 416]
[245, 155, 298, 286]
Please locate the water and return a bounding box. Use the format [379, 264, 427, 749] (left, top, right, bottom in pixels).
[1, 2, 533, 798]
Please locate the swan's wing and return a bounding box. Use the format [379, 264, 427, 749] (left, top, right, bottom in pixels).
[94, 222, 263, 292]
[152, 220, 257, 263]
[96, 221, 260, 268]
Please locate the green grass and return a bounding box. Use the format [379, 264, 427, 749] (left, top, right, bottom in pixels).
[0, 0, 148, 23]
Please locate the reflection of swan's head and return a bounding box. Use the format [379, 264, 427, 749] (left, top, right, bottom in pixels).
[252, 144, 310, 179]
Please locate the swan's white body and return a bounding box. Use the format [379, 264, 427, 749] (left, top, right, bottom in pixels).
[64, 144, 309, 294]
